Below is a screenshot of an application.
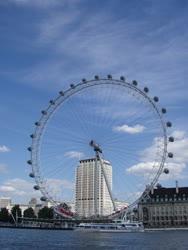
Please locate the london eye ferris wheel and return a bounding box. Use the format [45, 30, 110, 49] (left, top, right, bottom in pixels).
[27, 75, 174, 218]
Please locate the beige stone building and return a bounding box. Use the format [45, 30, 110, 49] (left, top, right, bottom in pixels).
[138, 185, 188, 227]
[0, 197, 11, 210]
[75, 158, 113, 217]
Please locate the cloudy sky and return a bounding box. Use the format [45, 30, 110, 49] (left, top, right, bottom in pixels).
[0, 0, 188, 205]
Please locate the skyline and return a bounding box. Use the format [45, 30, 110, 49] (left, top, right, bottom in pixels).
[0, 0, 188, 204]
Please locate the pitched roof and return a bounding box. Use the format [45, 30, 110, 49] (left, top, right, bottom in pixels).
[149, 187, 188, 198]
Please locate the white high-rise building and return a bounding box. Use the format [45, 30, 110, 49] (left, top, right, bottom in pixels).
[75, 158, 113, 217]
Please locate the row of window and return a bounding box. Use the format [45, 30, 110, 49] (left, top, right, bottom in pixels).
[150, 206, 188, 212]
[152, 196, 188, 202]
[152, 210, 187, 215]
[149, 221, 188, 226]
[151, 216, 188, 220]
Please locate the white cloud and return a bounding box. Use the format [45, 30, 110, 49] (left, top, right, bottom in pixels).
[168, 139, 188, 163]
[7, 0, 70, 8]
[0, 145, 10, 153]
[46, 178, 74, 191]
[0, 164, 8, 174]
[171, 130, 186, 140]
[126, 162, 186, 181]
[126, 161, 160, 182]
[126, 130, 188, 182]
[127, 162, 157, 175]
[0, 178, 41, 202]
[140, 136, 163, 162]
[38, 9, 80, 44]
[0, 186, 15, 192]
[1, 0, 187, 107]
[3, 179, 35, 195]
[44, 178, 74, 202]
[113, 124, 145, 134]
[0, 177, 74, 203]
[161, 162, 186, 181]
[141, 130, 188, 164]
[64, 150, 84, 159]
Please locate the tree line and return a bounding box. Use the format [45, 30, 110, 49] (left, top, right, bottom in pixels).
[0, 205, 54, 223]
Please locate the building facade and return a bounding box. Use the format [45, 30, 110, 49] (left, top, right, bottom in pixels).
[0, 197, 11, 210]
[138, 185, 188, 228]
[75, 158, 113, 217]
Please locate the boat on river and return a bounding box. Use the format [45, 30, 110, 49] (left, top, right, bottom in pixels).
[75, 220, 144, 232]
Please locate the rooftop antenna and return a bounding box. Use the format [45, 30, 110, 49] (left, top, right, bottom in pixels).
[89, 140, 102, 154]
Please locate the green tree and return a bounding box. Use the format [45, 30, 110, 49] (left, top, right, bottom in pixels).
[38, 206, 53, 219]
[0, 208, 10, 222]
[10, 205, 22, 223]
[23, 207, 36, 218]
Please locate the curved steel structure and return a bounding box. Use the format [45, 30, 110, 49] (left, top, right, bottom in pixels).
[27, 76, 174, 218]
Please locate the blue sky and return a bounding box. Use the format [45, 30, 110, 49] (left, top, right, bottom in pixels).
[0, 0, 188, 205]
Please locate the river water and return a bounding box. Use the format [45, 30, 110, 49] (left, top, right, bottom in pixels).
[0, 228, 187, 250]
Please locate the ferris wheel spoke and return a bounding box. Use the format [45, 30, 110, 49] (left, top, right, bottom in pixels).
[44, 125, 89, 142]
[28, 76, 172, 218]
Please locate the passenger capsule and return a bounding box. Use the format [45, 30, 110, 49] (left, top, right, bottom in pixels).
[107, 74, 112, 79]
[40, 196, 47, 202]
[132, 80, 138, 86]
[154, 96, 159, 102]
[156, 183, 162, 189]
[35, 122, 40, 126]
[120, 76, 125, 81]
[33, 185, 40, 190]
[164, 168, 169, 174]
[169, 137, 174, 142]
[27, 160, 32, 165]
[168, 152, 173, 158]
[49, 100, 55, 105]
[59, 91, 64, 96]
[27, 147, 32, 152]
[70, 84, 75, 89]
[94, 75, 99, 80]
[166, 121, 172, 127]
[161, 108, 167, 114]
[41, 110, 47, 115]
[144, 87, 149, 93]
[29, 173, 35, 178]
[82, 78, 87, 83]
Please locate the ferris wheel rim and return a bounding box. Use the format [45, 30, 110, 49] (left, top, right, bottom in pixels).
[27, 76, 172, 212]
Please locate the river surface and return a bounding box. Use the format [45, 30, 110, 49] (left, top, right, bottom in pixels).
[0, 228, 187, 250]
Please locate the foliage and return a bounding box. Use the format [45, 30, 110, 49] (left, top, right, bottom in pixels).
[10, 204, 22, 223]
[23, 207, 36, 218]
[0, 208, 10, 222]
[38, 206, 53, 219]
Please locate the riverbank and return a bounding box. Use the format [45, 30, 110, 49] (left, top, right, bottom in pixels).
[146, 227, 188, 231]
[0, 223, 73, 230]
[1, 224, 188, 232]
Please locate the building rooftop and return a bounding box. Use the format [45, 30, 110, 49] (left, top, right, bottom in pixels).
[79, 158, 111, 165]
[79, 158, 96, 163]
[150, 187, 188, 198]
